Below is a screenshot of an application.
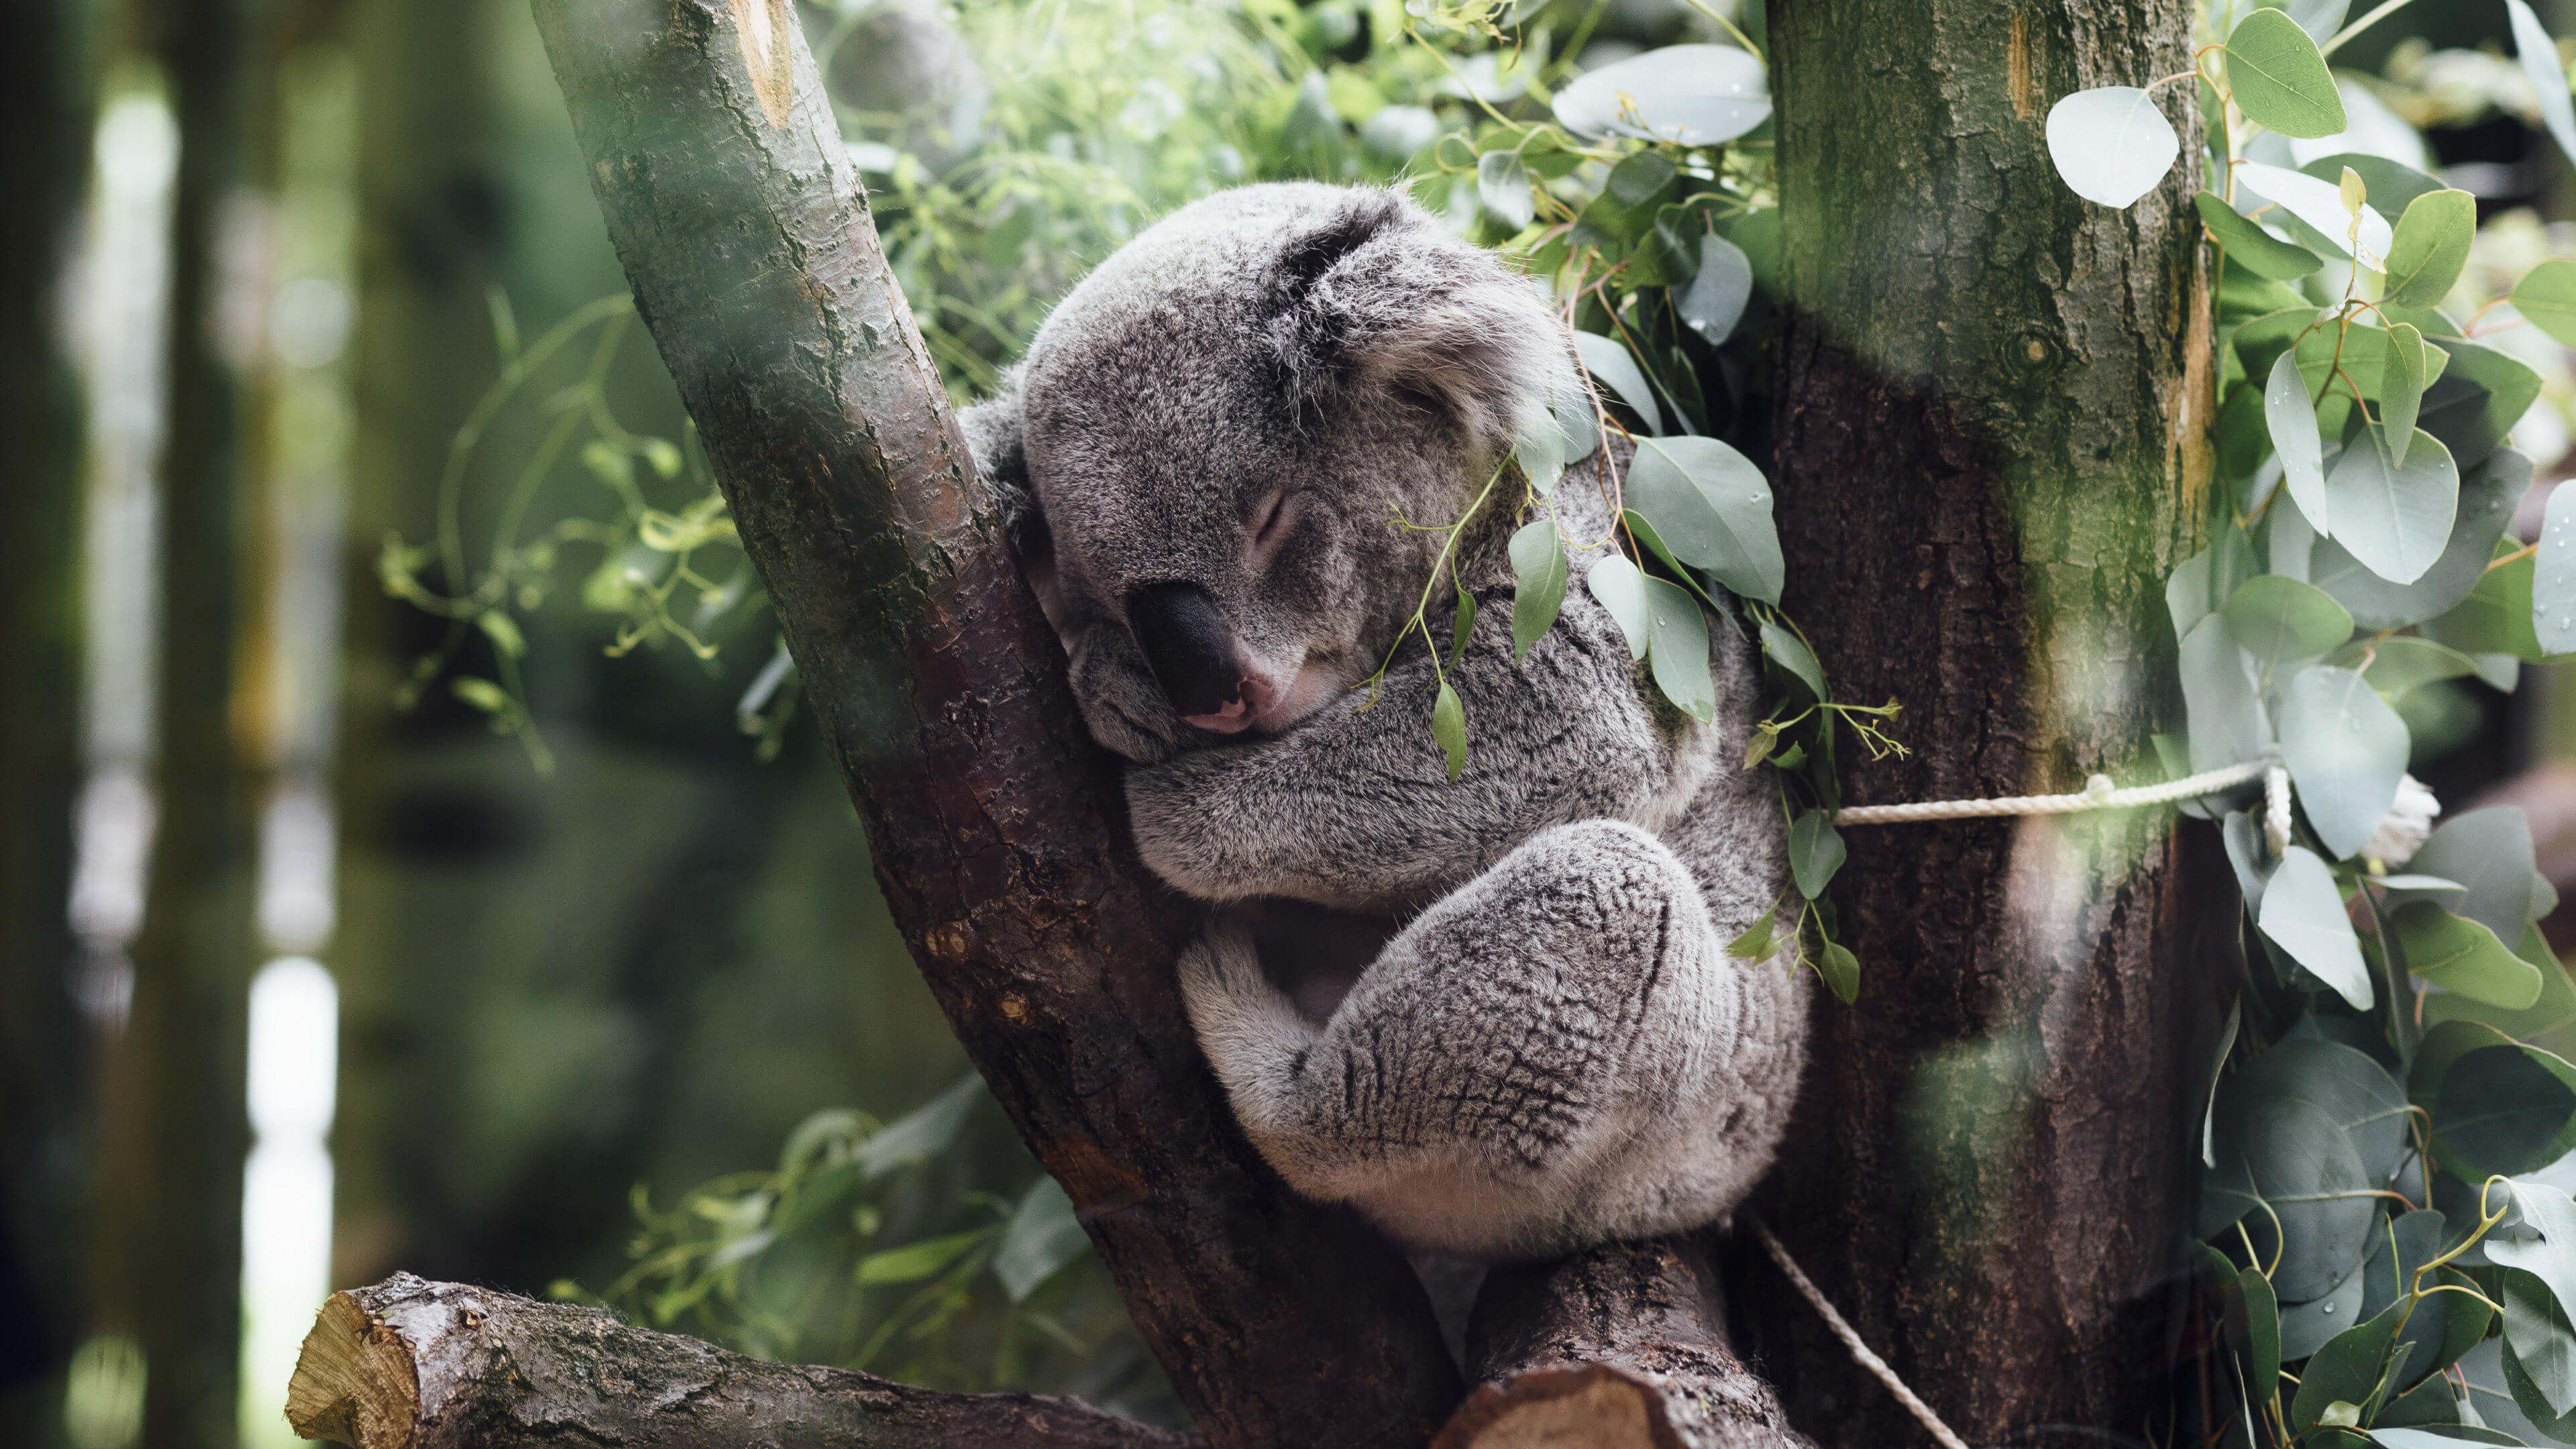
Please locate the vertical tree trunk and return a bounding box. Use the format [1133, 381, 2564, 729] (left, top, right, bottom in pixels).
[89, 2, 262, 1446]
[1760, 1, 2216, 1442]
[523, 4, 1458, 1446]
[0, 0, 96, 1432]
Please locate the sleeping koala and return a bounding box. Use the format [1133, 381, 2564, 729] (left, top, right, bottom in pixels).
[961, 182, 1807, 1259]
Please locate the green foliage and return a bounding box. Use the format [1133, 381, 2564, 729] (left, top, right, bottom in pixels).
[2049, 3, 2576, 1442]
[557, 1076, 1171, 1417]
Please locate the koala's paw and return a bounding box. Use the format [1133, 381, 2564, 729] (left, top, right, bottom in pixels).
[1177, 917, 1275, 1037]
[1067, 627, 1183, 764]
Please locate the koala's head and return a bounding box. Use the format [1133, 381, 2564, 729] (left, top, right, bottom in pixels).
[961, 183, 1577, 763]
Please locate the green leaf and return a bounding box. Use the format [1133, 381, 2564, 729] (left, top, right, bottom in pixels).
[1515, 408, 1568, 496]
[857, 1074, 983, 1179]
[2314, 447, 2527, 629]
[1725, 906, 1776, 961]
[2257, 846, 2374, 1008]
[2224, 574, 2353, 661]
[451, 677, 509, 714]
[1643, 578, 1715, 722]
[2228, 7, 2347, 138]
[2179, 614, 2273, 774]
[857, 1230, 984, 1285]
[1759, 619, 1828, 700]
[1581, 556, 1649, 667]
[1508, 520, 1567, 661]
[1450, 578, 1477, 667]
[2326, 423, 2460, 587]
[1550, 44, 1771, 146]
[2542, 477, 2576, 655]
[2300, 153, 2447, 219]
[2396, 902, 2544, 1010]
[2426, 541, 2543, 663]
[2329, 636, 2479, 700]
[2434, 1044, 2576, 1179]
[2424, 342, 2542, 472]
[2278, 665, 2411, 860]
[2044, 87, 2181, 209]
[2198, 191, 2324, 280]
[2239, 160, 2393, 268]
[2293, 1299, 2406, 1429]
[2502, 1266, 2576, 1418]
[1477, 150, 1534, 229]
[2209, 1094, 2377, 1297]
[2382, 325, 2430, 463]
[1788, 810, 1847, 900]
[1573, 331, 1662, 435]
[2267, 350, 2331, 531]
[1625, 436, 1783, 604]
[2397, 807, 2544, 945]
[2519, 258, 2576, 352]
[1678, 233, 1754, 344]
[1431, 680, 1466, 782]
[994, 1177, 1089, 1303]
[1817, 941, 1860, 1005]
[2240, 1265, 2283, 1403]
[2509, 0, 2576, 170]
[2384, 190, 2477, 309]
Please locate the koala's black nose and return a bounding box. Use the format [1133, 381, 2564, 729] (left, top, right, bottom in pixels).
[1129, 581, 1240, 718]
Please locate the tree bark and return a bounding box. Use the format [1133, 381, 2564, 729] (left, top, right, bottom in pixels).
[521, 4, 1458, 1446]
[1436, 1238, 1813, 1449]
[1760, 0, 2218, 1442]
[282, 1275, 1193, 1449]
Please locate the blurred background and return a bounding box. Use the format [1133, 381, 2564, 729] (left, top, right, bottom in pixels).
[4, 1, 2576, 1447]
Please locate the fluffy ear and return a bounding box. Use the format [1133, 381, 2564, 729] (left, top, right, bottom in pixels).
[1260, 190, 1578, 456]
[961, 365, 1073, 632]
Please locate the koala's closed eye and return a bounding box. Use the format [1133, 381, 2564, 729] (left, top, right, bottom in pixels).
[1246, 488, 1313, 568]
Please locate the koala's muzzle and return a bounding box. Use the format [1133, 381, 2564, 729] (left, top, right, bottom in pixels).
[1130, 581, 1244, 722]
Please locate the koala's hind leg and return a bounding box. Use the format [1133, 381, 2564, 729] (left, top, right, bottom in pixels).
[1179, 819, 1739, 1248]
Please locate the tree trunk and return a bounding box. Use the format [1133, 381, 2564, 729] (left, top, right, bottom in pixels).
[1436, 1238, 1813, 1449]
[1760, 0, 2217, 1442]
[0, 0, 95, 1432]
[89, 2, 262, 1446]
[521, 4, 1458, 1445]
[282, 1275, 1193, 1449]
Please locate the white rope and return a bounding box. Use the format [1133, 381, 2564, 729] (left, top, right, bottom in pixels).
[1831, 758, 2271, 827]
[1748, 1216, 1977, 1449]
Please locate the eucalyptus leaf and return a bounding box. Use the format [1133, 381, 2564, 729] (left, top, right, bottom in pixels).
[2325, 423, 2459, 587]
[2383, 324, 2430, 462]
[2385, 189, 2477, 309]
[2226, 574, 2353, 661]
[2199, 192, 2325, 280]
[1573, 331, 1662, 435]
[2330, 636, 2479, 700]
[1625, 436, 1784, 604]
[2294, 1298, 2406, 1428]
[1431, 679, 1466, 781]
[2396, 902, 2545, 1010]
[857, 1229, 983, 1285]
[2398, 808, 2544, 945]
[2542, 480, 2576, 656]
[2228, 7, 2347, 139]
[1516, 406, 1568, 496]
[856, 1074, 983, 1179]
[2258, 846, 2375, 1008]
[994, 1177, 1089, 1303]
[1678, 233, 1754, 344]
[2314, 447, 2526, 629]
[2508, 0, 2576, 170]
[1587, 552, 1651, 659]
[1817, 941, 1859, 1005]
[2299, 154, 2447, 219]
[2518, 260, 2576, 351]
[2180, 613, 2275, 773]
[2208, 1093, 2378, 1299]
[2045, 87, 2182, 209]
[1760, 619, 1827, 700]
[1552, 44, 1770, 146]
[1508, 519, 1567, 661]
[1788, 810, 1847, 900]
[2436, 1044, 2576, 1180]
[2268, 350, 2331, 531]
[1477, 150, 1534, 229]
[1643, 578, 1716, 722]
[2427, 543, 2544, 663]
[2239, 160, 2394, 268]
[2422, 342, 2541, 472]
[2279, 665, 2410, 861]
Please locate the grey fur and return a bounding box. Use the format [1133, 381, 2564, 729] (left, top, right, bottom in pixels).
[963, 183, 1807, 1260]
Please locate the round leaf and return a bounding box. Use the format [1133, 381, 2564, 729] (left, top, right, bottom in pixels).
[2436, 1044, 2576, 1179]
[2278, 665, 2410, 861]
[2045, 86, 2180, 208]
[2324, 423, 2459, 587]
[1677, 233, 1753, 343]
[2395, 902, 2544, 1010]
[1552, 44, 1770, 146]
[2227, 7, 2348, 139]
[1625, 436, 1783, 604]
[2385, 189, 2476, 309]
[2257, 845, 2375, 1008]
[2225, 575, 2354, 663]
[2543, 478, 2576, 655]
[2516, 258, 2576, 352]
[2180, 614, 2275, 773]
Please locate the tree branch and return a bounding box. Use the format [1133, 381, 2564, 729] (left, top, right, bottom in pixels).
[1436, 1238, 1813, 1449]
[517, 3, 1457, 1445]
[283, 1274, 1193, 1449]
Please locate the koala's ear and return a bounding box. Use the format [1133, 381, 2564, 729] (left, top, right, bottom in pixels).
[1262, 190, 1578, 455]
[959, 366, 1046, 562]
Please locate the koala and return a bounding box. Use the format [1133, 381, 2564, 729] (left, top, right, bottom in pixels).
[961, 182, 1808, 1260]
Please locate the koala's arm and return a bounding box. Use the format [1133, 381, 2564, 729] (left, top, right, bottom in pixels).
[1127, 584, 1706, 911]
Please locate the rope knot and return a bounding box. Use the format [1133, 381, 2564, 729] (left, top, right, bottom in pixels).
[2082, 773, 2114, 803]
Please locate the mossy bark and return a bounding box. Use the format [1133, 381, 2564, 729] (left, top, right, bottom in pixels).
[1760, 0, 2222, 1441]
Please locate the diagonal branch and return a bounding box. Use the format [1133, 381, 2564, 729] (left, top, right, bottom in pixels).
[284, 1274, 1193, 1449]
[515, 2, 1458, 1445]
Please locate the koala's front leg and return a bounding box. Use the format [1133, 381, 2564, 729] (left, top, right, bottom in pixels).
[1130, 591, 1699, 911]
[1181, 818, 1779, 1256]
